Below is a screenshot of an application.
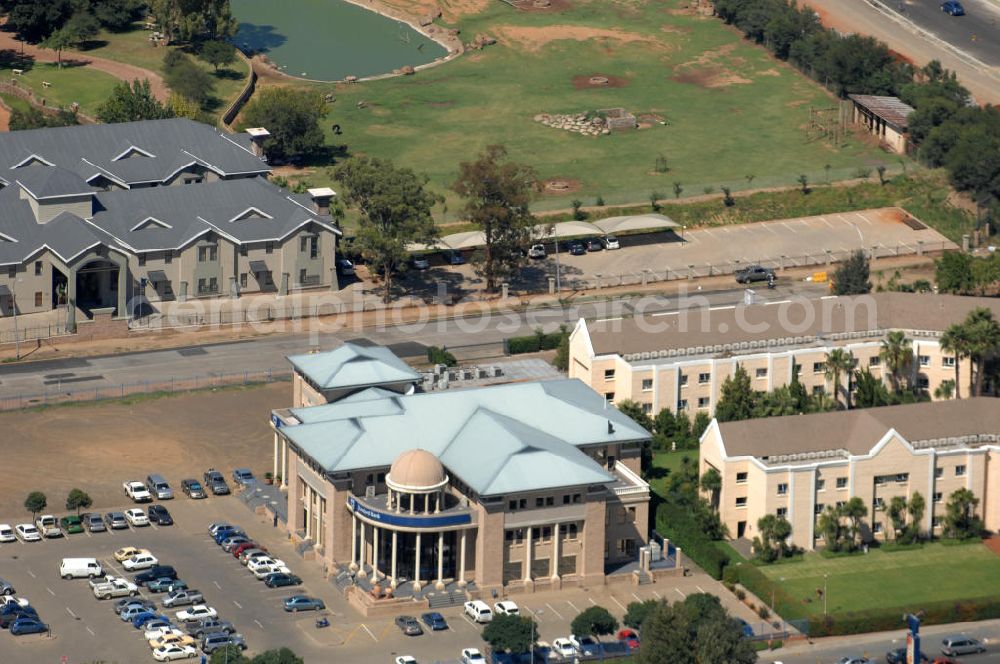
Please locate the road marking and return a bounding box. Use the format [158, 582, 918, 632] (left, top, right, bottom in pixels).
[696, 585, 705, 594]
[86, 626, 95, 636]
[609, 596, 627, 612]
[631, 592, 642, 602]
[588, 598, 597, 606]
[860, 213, 874, 225]
[566, 600, 580, 614]
[462, 615, 477, 626]
[66, 607, 77, 618]
[213, 581, 221, 590]
[360, 623, 378, 642]
[27, 570, 36, 579]
[652, 590, 662, 599]
[46, 587, 55, 596]
[675, 588, 686, 598]
[254, 619, 264, 629]
[545, 603, 564, 620]
[232, 600, 243, 609]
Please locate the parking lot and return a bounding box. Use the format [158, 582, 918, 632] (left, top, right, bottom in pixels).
[0, 486, 763, 663]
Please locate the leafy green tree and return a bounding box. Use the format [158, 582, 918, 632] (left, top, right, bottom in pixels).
[240, 87, 326, 162]
[817, 505, 844, 551]
[940, 322, 971, 399]
[4, 0, 73, 43]
[333, 156, 439, 303]
[841, 496, 868, 547]
[879, 330, 912, 394]
[570, 198, 586, 221]
[714, 365, 755, 422]
[199, 39, 236, 71]
[64, 10, 100, 43]
[481, 614, 536, 653]
[40, 27, 75, 67]
[91, 0, 142, 31]
[944, 488, 983, 540]
[886, 495, 908, 542]
[623, 599, 659, 629]
[797, 173, 809, 193]
[753, 513, 792, 563]
[934, 379, 955, 400]
[636, 601, 693, 664]
[97, 79, 173, 123]
[617, 399, 653, 432]
[24, 491, 47, 518]
[250, 648, 304, 664]
[149, 0, 237, 42]
[553, 327, 570, 371]
[66, 488, 92, 514]
[852, 368, 891, 408]
[672, 181, 683, 199]
[824, 348, 855, 409]
[700, 467, 721, 511]
[163, 51, 215, 105]
[9, 106, 78, 131]
[695, 616, 758, 664]
[571, 606, 618, 638]
[906, 491, 926, 542]
[210, 645, 250, 664]
[963, 308, 1000, 397]
[453, 145, 537, 292]
[691, 411, 711, 440]
[637, 595, 757, 664]
[832, 250, 871, 295]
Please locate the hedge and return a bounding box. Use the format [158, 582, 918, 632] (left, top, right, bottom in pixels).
[507, 330, 565, 355]
[656, 502, 731, 579]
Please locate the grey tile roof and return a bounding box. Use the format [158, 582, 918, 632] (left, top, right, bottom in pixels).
[288, 342, 421, 391]
[848, 94, 915, 129]
[13, 165, 92, 199]
[279, 378, 650, 496]
[0, 118, 269, 185]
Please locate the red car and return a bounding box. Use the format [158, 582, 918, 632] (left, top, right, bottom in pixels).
[617, 628, 640, 649]
[232, 542, 261, 558]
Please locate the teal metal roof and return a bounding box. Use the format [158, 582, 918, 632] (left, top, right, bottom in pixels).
[279, 378, 650, 496]
[287, 343, 421, 391]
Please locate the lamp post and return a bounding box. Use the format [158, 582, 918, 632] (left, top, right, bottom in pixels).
[529, 608, 544, 664]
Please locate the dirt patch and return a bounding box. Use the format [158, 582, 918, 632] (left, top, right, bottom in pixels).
[381, 0, 490, 22]
[985, 536, 1000, 557]
[492, 25, 666, 53]
[542, 178, 582, 194]
[428, 100, 455, 107]
[571, 73, 628, 89]
[786, 99, 811, 108]
[672, 66, 751, 88]
[510, 0, 573, 12]
[678, 42, 739, 68]
[0, 101, 10, 132]
[758, 68, 781, 77]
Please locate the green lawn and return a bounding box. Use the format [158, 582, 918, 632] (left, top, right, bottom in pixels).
[302, 0, 894, 218]
[649, 450, 697, 497]
[0, 62, 120, 116]
[758, 542, 1000, 619]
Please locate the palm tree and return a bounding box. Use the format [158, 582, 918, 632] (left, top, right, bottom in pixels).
[934, 380, 955, 400]
[940, 323, 970, 399]
[879, 330, 912, 394]
[824, 348, 856, 409]
[963, 308, 1000, 397]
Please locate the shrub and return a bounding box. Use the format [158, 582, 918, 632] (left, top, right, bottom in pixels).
[656, 502, 731, 579]
[735, 588, 746, 601]
[507, 329, 565, 355]
[757, 606, 770, 620]
[427, 346, 457, 367]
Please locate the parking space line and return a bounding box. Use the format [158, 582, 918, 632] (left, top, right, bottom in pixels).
[609, 596, 627, 612]
[822, 217, 835, 229]
[781, 222, 797, 234]
[254, 619, 264, 629]
[652, 590, 662, 599]
[66, 607, 77, 618]
[86, 626, 95, 636]
[860, 213, 874, 225]
[545, 603, 564, 620]
[360, 623, 378, 642]
[566, 600, 580, 614]
[631, 592, 642, 602]
[46, 587, 55, 596]
[233, 600, 243, 609]
[675, 588, 686, 598]
[213, 581, 222, 590]
[27, 570, 36, 579]
[588, 598, 597, 606]
[696, 585, 705, 594]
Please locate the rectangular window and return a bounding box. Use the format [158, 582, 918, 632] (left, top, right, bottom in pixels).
[678, 399, 688, 411]
[776, 507, 788, 518]
[918, 355, 930, 367]
[679, 374, 688, 387]
[836, 501, 846, 509]
[563, 495, 571, 505]
[777, 483, 788, 496]
[536, 497, 545, 508]
[239, 273, 247, 288]
[604, 392, 615, 404]
[572, 493, 581, 504]
[934, 492, 943, 503]
[793, 363, 802, 376]
[198, 278, 206, 293]
[813, 362, 825, 374]
[697, 397, 710, 408]
[735, 472, 748, 484]
[310, 237, 319, 259]
[815, 503, 825, 515]
[604, 369, 615, 381]
[641, 379, 653, 391]
[874, 497, 885, 511]
[869, 356, 880, 367]
[873, 522, 883, 534]
[935, 467, 943, 479]
[698, 372, 711, 385]
[209, 277, 218, 293]
[755, 368, 768, 379]
[541, 526, 552, 541]
[735, 496, 747, 508]
[812, 385, 825, 396]
[138, 254, 146, 267]
[34, 291, 42, 307]
[34, 260, 42, 276]
[816, 479, 826, 491]
[240, 245, 248, 257]
[7, 266, 15, 278]
[567, 524, 578, 539]
[164, 252, 172, 264]
[627, 506, 636, 523]
[932, 517, 941, 528]
[641, 403, 652, 415]
[508, 500, 517, 511]
[943, 356, 956, 367]
[265, 242, 274, 254]
[836, 477, 848, 489]
[956, 465, 966, 477]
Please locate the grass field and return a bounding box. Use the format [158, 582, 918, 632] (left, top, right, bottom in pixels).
[299, 0, 894, 217]
[0, 61, 120, 115]
[649, 450, 697, 497]
[757, 542, 1000, 619]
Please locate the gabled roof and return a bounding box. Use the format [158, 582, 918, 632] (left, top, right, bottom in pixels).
[279, 378, 650, 495]
[287, 343, 421, 391]
[14, 164, 93, 200]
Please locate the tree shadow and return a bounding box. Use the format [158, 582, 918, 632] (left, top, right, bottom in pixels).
[0, 49, 35, 72]
[213, 68, 243, 81]
[75, 39, 109, 52]
[398, 267, 475, 303]
[234, 23, 287, 54]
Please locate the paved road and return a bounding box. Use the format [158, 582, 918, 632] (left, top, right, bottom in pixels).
[0, 283, 829, 399]
[893, 0, 1000, 67]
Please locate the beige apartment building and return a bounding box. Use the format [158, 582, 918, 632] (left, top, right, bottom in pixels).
[270, 345, 653, 595]
[0, 119, 341, 327]
[570, 292, 999, 417]
[699, 398, 1000, 550]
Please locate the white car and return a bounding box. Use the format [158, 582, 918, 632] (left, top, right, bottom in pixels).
[0, 595, 30, 608]
[0, 524, 15, 543]
[569, 634, 600, 656]
[552, 638, 577, 658]
[528, 244, 546, 259]
[604, 235, 620, 250]
[461, 648, 486, 664]
[124, 508, 149, 527]
[152, 644, 197, 661]
[144, 624, 182, 641]
[14, 524, 41, 542]
[122, 553, 159, 571]
[252, 563, 290, 580]
[494, 600, 519, 617]
[394, 657, 417, 664]
[464, 600, 492, 623]
[175, 604, 217, 622]
[247, 557, 287, 574]
[123, 480, 152, 503]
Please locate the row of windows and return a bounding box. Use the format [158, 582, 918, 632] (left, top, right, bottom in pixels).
[505, 524, 580, 543]
[742, 471, 966, 507]
[509, 493, 582, 511]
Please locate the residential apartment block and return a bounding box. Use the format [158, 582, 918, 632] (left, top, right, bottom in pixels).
[699, 398, 1000, 550]
[270, 345, 652, 595]
[569, 293, 999, 417]
[0, 119, 341, 327]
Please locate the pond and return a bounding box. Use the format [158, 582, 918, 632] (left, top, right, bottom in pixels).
[232, 0, 449, 81]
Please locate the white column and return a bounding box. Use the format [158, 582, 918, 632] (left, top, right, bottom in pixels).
[551, 523, 560, 579]
[524, 527, 533, 582]
[436, 531, 445, 589]
[281, 439, 288, 488]
[372, 526, 380, 579]
[272, 432, 279, 481]
[391, 531, 398, 587]
[359, 521, 366, 569]
[414, 532, 422, 590]
[458, 529, 467, 587]
[350, 515, 358, 570]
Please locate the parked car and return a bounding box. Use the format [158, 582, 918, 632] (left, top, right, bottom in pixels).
[186, 618, 235, 639]
[123, 480, 153, 503]
[0, 524, 15, 543]
[283, 595, 325, 612]
[941, 1, 965, 16]
[570, 634, 601, 656]
[90, 574, 141, 599]
[443, 250, 465, 265]
[203, 470, 230, 496]
[181, 479, 206, 499]
[104, 512, 129, 530]
[148, 578, 187, 594]
[463, 600, 492, 623]
[395, 657, 417, 664]
[247, 556, 285, 573]
[566, 240, 587, 256]
[59, 515, 84, 534]
[420, 611, 448, 630]
[410, 255, 430, 270]
[133, 612, 170, 629]
[149, 632, 197, 649]
[125, 508, 150, 527]
[10, 616, 48, 635]
[146, 474, 174, 500]
[213, 527, 245, 545]
[604, 235, 620, 250]
[162, 589, 204, 608]
[145, 505, 173, 526]
[124, 553, 159, 572]
[34, 514, 62, 538]
[552, 638, 577, 658]
[528, 244, 546, 259]
[263, 573, 301, 588]
[208, 522, 232, 536]
[221, 535, 251, 553]
[60, 557, 103, 579]
[135, 566, 178, 586]
[0, 604, 37, 629]
[336, 258, 355, 276]
[201, 632, 246, 654]
[83, 513, 106, 533]
[152, 644, 198, 661]
[232, 542, 260, 558]
[232, 468, 255, 486]
[14, 524, 41, 542]
[734, 264, 774, 284]
[120, 605, 152, 622]
[834, 658, 874, 664]
[114, 598, 155, 615]
[461, 648, 486, 664]
[114, 547, 150, 562]
[493, 601, 519, 617]
[0, 596, 29, 609]
[240, 549, 270, 565]
[885, 647, 929, 664]
[395, 615, 423, 636]
[941, 636, 986, 656]
[586, 237, 605, 252]
[143, 622, 180, 640]
[618, 628, 640, 649]
[0, 578, 15, 595]
[175, 605, 218, 623]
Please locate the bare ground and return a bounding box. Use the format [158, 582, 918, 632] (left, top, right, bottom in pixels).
[492, 25, 668, 53]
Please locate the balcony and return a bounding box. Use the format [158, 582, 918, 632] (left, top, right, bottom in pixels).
[347, 493, 476, 531]
[299, 275, 321, 287]
[610, 463, 650, 498]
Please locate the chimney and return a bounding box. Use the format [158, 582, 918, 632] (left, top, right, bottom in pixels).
[245, 127, 271, 159]
[307, 187, 336, 216]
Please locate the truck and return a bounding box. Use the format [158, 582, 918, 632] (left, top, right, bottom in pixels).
[90, 576, 139, 600]
[34, 515, 62, 539]
[161, 588, 204, 608]
[123, 480, 152, 503]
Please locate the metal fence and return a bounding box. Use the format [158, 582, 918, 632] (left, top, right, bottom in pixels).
[129, 301, 355, 329]
[0, 323, 73, 346]
[0, 368, 291, 412]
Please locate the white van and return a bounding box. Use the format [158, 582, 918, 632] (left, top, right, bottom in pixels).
[464, 600, 493, 623]
[60, 558, 104, 579]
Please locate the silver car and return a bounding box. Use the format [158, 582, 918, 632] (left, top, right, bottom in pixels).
[942, 636, 986, 656]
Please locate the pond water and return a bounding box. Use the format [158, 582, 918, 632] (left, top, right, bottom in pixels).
[232, 0, 448, 81]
